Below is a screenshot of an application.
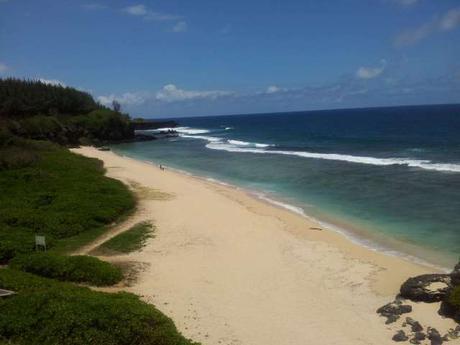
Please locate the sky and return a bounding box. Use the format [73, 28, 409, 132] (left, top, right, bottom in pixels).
[0, 0, 459, 118]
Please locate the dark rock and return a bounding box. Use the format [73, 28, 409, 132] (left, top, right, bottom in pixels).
[404, 317, 423, 332]
[392, 330, 409, 342]
[451, 262, 460, 286]
[411, 322, 423, 333]
[410, 331, 427, 344]
[446, 326, 460, 340]
[439, 300, 457, 318]
[400, 274, 452, 302]
[377, 300, 412, 323]
[386, 314, 400, 324]
[428, 327, 443, 345]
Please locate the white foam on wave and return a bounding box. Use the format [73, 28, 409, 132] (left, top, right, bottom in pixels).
[175, 127, 460, 173]
[227, 139, 272, 148]
[180, 134, 222, 142]
[203, 142, 460, 173]
[157, 126, 211, 135]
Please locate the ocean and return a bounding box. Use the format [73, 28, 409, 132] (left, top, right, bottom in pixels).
[113, 104, 460, 269]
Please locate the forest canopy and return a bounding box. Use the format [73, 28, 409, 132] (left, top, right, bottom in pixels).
[0, 78, 101, 118]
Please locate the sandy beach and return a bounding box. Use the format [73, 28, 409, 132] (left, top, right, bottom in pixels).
[72, 146, 459, 345]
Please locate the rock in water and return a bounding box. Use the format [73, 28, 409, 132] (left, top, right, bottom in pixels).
[400, 274, 452, 302]
[392, 330, 409, 342]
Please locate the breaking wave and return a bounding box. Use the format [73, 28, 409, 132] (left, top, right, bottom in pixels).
[175, 127, 460, 173]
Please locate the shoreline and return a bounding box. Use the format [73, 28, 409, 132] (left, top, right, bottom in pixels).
[72, 146, 457, 345]
[111, 147, 453, 272]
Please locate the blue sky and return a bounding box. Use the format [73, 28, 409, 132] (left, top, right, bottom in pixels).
[1, 0, 459, 118]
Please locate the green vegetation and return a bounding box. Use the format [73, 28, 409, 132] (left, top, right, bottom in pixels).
[0, 139, 135, 263]
[449, 285, 460, 322]
[0, 269, 197, 345]
[96, 222, 155, 255]
[10, 253, 123, 286]
[1, 78, 134, 145]
[0, 79, 197, 344]
[0, 78, 99, 118]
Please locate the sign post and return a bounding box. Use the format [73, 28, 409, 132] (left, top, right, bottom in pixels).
[35, 235, 46, 251]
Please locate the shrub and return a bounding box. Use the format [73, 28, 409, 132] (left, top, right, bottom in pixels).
[0, 146, 39, 170]
[10, 253, 123, 286]
[71, 109, 134, 141]
[0, 269, 198, 345]
[0, 141, 135, 262]
[448, 285, 460, 322]
[96, 222, 154, 255]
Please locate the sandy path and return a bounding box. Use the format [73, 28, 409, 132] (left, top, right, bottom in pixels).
[72, 147, 459, 345]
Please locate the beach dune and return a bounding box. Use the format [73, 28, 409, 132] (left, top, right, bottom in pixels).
[73, 147, 458, 345]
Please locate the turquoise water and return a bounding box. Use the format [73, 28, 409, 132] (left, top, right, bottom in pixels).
[113, 105, 460, 268]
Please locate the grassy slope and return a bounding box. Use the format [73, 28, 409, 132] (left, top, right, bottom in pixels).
[0, 269, 197, 345]
[0, 140, 135, 262]
[94, 221, 154, 255]
[0, 140, 197, 345]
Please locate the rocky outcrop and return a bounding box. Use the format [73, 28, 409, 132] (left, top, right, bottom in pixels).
[392, 330, 409, 342]
[400, 274, 452, 303]
[405, 317, 423, 332]
[377, 299, 412, 324]
[451, 262, 460, 286]
[427, 327, 443, 345]
[132, 119, 178, 130]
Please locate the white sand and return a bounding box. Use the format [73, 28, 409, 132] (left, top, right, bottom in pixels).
[72, 147, 459, 345]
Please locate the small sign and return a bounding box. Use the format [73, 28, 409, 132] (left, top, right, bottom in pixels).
[35, 235, 46, 251]
[0, 289, 15, 298]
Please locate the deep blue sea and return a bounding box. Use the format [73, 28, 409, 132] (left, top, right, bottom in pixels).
[113, 104, 460, 268]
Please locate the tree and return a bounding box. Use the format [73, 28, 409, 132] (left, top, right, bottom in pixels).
[112, 100, 121, 113]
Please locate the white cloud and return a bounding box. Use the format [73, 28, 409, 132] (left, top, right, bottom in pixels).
[39, 78, 66, 87]
[97, 92, 146, 106]
[356, 60, 386, 79]
[82, 3, 107, 10]
[124, 4, 147, 16]
[123, 4, 180, 22]
[0, 62, 8, 73]
[266, 85, 281, 94]
[395, 7, 460, 46]
[394, 0, 419, 6]
[156, 84, 232, 102]
[172, 21, 188, 32]
[440, 8, 460, 31]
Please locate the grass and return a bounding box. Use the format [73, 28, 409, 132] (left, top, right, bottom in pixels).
[9, 253, 123, 286]
[0, 136, 200, 344]
[0, 269, 198, 345]
[95, 222, 155, 255]
[0, 140, 135, 263]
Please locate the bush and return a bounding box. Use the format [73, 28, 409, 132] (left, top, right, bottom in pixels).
[10, 253, 123, 286]
[71, 109, 134, 141]
[96, 222, 154, 255]
[448, 285, 460, 322]
[0, 141, 135, 262]
[0, 269, 198, 345]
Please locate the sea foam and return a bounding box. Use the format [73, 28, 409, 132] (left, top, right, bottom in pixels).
[177, 127, 460, 173]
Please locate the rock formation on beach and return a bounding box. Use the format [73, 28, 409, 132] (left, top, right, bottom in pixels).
[377, 261, 460, 344]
